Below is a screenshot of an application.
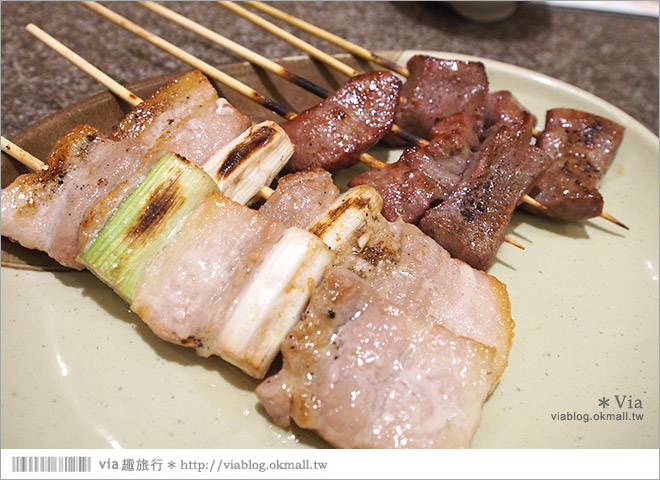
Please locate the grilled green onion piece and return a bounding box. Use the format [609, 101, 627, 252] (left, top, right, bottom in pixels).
[309, 185, 383, 251]
[202, 121, 293, 205]
[80, 152, 217, 302]
[219, 227, 334, 378]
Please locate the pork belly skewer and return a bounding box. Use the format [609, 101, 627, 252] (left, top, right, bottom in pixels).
[239, 1, 628, 230]
[4, 56, 514, 448]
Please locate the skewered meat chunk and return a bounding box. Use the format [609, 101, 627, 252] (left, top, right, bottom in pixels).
[1, 70, 250, 269]
[258, 167, 339, 228]
[420, 121, 550, 271]
[394, 55, 489, 142]
[131, 190, 333, 378]
[256, 168, 514, 447]
[526, 108, 625, 220]
[257, 267, 498, 448]
[483, 90, 536, 142]
[281, 71, 401, 172]
[349, 113, 479, 222]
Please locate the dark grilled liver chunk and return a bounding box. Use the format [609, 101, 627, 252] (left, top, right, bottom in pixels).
[419, 123, 549, 270]
[527, 108, 624, 220]
[281, 71, 401, 172]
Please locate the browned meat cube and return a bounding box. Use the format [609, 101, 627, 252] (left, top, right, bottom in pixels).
[395, 55, 489, 141]
[419, 121, 549, 270]
[527, 109, 625, 220]
[349, 113, 479, 223]
[281, 71, 401, 172]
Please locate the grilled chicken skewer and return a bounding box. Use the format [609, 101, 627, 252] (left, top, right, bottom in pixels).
[234, 0, 628, 230]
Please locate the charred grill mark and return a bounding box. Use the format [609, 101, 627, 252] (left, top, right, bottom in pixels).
[216, 126, 275, 179]
[358, 240, 398, 266]
[126, 177, 182, 238]
[309, 195, 371, 238]
[181, 335, 204, 348]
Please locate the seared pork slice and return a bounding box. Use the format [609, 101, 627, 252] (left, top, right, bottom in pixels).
[419, 123, 550, 271]
[259, 167, 339, 228]
[350, 113, 479, 223]
[256, 267, 498, 448]
[1, 70, 250, 268]
[394, 56, 489, 142]
[527, 108, 625, 220]
[281, 71, 401, 172]
[336, 217, 514, 385]
[132, 191, 333, 378]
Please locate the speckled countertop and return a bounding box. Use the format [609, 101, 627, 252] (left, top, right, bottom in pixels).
[1, 1, 658, 138]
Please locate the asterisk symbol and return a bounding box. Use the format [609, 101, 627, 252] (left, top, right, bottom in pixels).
[598, 397, 610, 408]
[167, 461, 176, 469]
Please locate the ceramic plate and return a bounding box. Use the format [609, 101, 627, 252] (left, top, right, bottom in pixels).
[1, 51, 658, 449]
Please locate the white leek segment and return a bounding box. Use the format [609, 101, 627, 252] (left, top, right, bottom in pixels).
[201, 121, 293, 205]
[218, 227, 334, 378]
[308, 185, 384, 251]
[80, 152, 217, 302]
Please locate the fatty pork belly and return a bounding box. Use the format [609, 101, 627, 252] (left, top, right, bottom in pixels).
[526, 108, 625, 220]
[281, 71, 401, 172]
[349, 112, 480, 223]
[257, 168, 514, 448]
[131, 190, 332, 378]
[392, 55, 489, 143]
[1, 70, 250, 269]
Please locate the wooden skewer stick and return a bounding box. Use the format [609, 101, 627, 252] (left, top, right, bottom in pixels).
[26, 24, 142, 107]
[139, 2, 424, 148]
[243, 1, 409, 76]
[246, 0, 539, 144]
[233, 2, 633, 229]
[80, 1, 383, 170]
[220, 2, 544, 211]
[26, 22, 275, 202]
[1, 137, 48, 172]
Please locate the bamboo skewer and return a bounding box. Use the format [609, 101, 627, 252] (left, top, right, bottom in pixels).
[26, 24, 142, 108]
[1, 137, 48, 172]
[139, 2, 424, 149]
[231, 1, 628, 229]
[24, 11, 522, 250]
[80, 1, 383, 170]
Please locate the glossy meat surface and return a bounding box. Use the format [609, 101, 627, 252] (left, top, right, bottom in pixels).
[256, 169, 514, 447]
[281, 71, 401, 172]
[259, 167, 339, 228]
[350, 113, 479, 222]
[395, 56, 489, 141]
[131, 191, 285, 357]
[256, 268, 497, 448]
[528, 108, 625, 220]
[420, 122, 549, 270]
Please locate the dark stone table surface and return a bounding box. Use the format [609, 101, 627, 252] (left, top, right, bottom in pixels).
[2, 1, 658, 138]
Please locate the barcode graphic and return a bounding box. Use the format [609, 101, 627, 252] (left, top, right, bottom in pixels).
[11, 456, 92, 473]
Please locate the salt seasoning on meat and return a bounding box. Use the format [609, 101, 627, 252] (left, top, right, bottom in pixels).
[526, 108, 625, 220]
[256, 169, 514, 448]
[419, 120, 550, 271]
[393, 55, 489, 143]
[281, 70, 401, 172]
[349, 112, 479, 223]
[1, 70, 250, 269]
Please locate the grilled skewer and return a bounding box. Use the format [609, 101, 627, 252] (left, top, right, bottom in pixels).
[235, 0, 627, 230]
[74, 5, 525, 251]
